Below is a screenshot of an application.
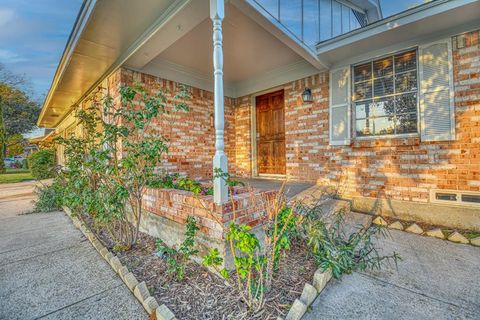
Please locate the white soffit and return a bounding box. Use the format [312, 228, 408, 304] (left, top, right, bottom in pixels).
[135, 3, 320, 97]
[39, 0, 181, 128]
[317, 0, 480, 67]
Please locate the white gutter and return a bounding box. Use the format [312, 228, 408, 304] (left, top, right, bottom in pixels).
[37, 0, 96, 126]
[42, 0, 192, 128]
[316, 0, 476, 54]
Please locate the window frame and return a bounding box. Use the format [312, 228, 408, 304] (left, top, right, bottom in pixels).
[351, 47, 421, 140]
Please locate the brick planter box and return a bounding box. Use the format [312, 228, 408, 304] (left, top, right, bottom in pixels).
[139, 187, 277, 268]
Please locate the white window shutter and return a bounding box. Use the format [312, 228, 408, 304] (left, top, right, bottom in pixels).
[329, 67, 351, 145]
[419, 39, 455, 141]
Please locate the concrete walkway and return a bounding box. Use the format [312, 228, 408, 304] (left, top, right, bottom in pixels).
[304, 229, 480, 320]
[0, 181, 146, 320]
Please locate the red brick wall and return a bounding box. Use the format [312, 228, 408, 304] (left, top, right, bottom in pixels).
[120, 69, 237, 180]
[106, 30, 479, 205]
[143, 187, 276, 239]
[235, 30, 480, 203]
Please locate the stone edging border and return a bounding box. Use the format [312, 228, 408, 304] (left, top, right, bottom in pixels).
[373, 216, 480, 247]
[282, 268, 332, 320]
[62, 206, 177, 320]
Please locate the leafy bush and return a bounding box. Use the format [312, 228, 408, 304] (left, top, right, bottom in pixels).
[28, 149, 55, 180]
[33, 181, 64, 212]
[202, 174, 295, 313]
[148, 174, 213, 196]
[302, 209, 400, 279]
[54, 82, 191, 247]
[156, 216, 199, 281]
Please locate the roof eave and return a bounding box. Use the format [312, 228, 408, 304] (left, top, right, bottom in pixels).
[315, 0, 469, 54]
[37, 0, 97, 127]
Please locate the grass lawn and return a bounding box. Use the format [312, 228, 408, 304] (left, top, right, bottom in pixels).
[0, 168, 34, 184]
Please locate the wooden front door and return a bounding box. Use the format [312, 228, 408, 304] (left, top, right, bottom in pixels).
[256, 90, 286, 175]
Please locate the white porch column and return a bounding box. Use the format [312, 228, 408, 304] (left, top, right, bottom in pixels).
[210, 0, 228, 204]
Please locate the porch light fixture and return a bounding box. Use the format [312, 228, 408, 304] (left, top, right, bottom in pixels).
[302, 88, 313, 103]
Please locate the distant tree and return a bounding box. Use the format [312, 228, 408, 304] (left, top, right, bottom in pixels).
[6, 134, 25, 157]
[0, 64, 40, 172]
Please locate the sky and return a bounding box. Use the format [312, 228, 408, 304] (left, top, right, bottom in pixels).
[0, 0, 427, 106]
[0, 0, 82, 103]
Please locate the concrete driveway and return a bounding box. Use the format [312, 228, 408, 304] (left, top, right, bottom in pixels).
[304, 229, 480, 320]
[0, 181, 146, 320]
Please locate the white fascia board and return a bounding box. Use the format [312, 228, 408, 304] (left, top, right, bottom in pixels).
[38, 0, 97, 126]
[329, 19, 480, 70]
[316, 0, 476, 54]
[231, 0, 329, 70]
[51, 0, 192, 129]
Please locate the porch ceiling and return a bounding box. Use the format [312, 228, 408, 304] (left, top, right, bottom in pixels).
[124, 3, 323, 98]
[39, 0, 325, 128]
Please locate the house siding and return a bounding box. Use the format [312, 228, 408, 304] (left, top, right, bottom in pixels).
[236, 30, 480, 204]
[120, 68, 237, 180]
[53, 31, 479, 210]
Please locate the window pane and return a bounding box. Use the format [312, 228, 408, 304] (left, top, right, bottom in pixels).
[374, 117, 395, 135]
[353, 63, 371, 82]
[354, 81, 372, 101]
[395, 93, 417, 114]
[280, 0, 302, 39]
[396, 113, 417, 134]
[303, 0, 319, 46]
[356, 119, 371, 136]
[396, 70, 417, 93]
[353, 49, 419, 138]
[257, 0, 279, 19]
[319, 0, 331, 41]
[373, 57, 393, 78]
[395, 50, 417, 73]
[373, 97, 395, 117]
[355, 100, 373, 119]
[332, 1, 342, 37]
[374, 76, 394, 97]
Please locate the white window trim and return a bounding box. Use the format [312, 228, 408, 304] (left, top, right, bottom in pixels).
[350, 47, 421, 140]
[329, 66, 351, 146]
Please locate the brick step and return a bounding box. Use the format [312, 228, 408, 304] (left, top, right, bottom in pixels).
[289, 185, 373, 235]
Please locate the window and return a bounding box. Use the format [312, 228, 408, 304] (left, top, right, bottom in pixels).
[431, 189, 480, 207]
[353, 49, 418, 137]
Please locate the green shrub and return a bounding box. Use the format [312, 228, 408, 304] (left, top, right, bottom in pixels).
[156, 216, 199, 281]
[302, 209, 400, 279]
[33, 181, 64, 213]
[28, 149, 55, 180]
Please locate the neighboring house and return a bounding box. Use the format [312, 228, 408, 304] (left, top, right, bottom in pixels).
[37, 0, 480, 231]
[26, 128, 55, 156]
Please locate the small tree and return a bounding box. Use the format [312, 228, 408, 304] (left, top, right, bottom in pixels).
[6, 133, 25, 157]
[55, 82, 190, 246]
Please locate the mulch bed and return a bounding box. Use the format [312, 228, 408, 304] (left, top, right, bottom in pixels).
[83, 215, 317, 319]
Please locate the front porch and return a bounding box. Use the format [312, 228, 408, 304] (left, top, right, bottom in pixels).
[235, 177, 314, 200]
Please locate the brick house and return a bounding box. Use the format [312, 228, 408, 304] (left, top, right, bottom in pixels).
[38, 0, 480, 234]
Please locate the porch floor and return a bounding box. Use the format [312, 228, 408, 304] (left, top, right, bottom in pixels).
[234, 177, 314, 200]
